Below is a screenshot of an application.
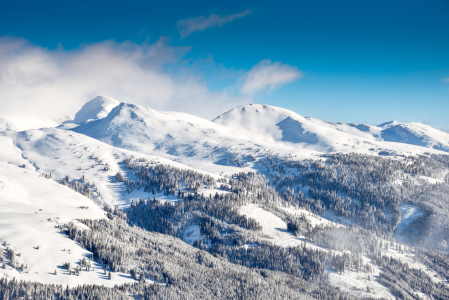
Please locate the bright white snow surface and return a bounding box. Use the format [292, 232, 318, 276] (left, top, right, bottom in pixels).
[1, 96, 449, 294]
[66, 100, 448, 175]
[0, 161, 135, 287]
[393, 204, 424, 244]
[213, 104, 449, 153]
[14, 127, 224, 208]
[0, 115, 59, 132]
[70, 95, 120, 124]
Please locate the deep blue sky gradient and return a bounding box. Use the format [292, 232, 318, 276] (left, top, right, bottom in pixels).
[1, 0, 448, 128]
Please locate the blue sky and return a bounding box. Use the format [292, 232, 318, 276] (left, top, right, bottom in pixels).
[0, 0, 448, 130]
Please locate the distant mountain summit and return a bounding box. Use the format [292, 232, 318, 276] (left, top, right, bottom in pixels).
[213, 104, 449, 153]
[378, 121, 449, 152]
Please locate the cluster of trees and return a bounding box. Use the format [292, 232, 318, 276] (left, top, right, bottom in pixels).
[415, 249, 449, 282]
[0, 277, 131, 300]
[378, 256, 449, 300]
[27, 152, 448, 299]
[256, 153, 449, 248]
[58, 175, 100, 202]
[60, 212, 357, 300]
[126, 194, 262, 239]
[116, 157, 216, 195]
[207, 242, 327, 281]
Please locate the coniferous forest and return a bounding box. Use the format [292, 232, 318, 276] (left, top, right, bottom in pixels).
[2, 153, 449, 299]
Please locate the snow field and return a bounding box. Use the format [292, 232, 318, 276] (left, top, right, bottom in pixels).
[0, 161, 135, 287]
[15, 128, 228, 208]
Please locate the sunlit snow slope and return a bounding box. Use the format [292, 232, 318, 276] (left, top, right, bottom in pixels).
[213, 104, 449, 153]
[68, 98, 448, 174]
[71, 95, 120, 124]
[14, 127, 225, 207]
[0, 160, 134, 287]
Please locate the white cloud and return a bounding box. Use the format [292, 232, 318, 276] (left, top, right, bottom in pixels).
[443, 77, 449, 82]
[177, 10, 252, 38]
[241, 59, 303, 94]
[0, 36, 248, 127]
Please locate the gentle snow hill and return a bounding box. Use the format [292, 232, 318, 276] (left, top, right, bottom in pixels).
[70, 95, 120, 124]
[0, 115, 59, 132]
[212, 104, 378, 144]
[378, 121, 449, 152]
[14, 127, 226, 207]
[0, 161, 134, 287]
[69, 101, 269, 173]
[213, 104, 449, 153]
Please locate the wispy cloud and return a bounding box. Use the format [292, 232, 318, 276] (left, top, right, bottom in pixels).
[241, 59, 303, 94]
[443, 76, 449, 82]
[177, 10, 252, 38]
[0, 36, 248, 128]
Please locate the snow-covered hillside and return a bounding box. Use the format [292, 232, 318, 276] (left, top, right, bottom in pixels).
[0, 160, 135, 287]
[378, 121, 449, 152]
[14, 127, 225, 207]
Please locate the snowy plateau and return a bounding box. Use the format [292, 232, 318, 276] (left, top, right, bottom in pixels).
[0, 95, 449, 299]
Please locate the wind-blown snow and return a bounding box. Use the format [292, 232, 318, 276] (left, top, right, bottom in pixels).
[379, 121, 449, 152]
[2, 96, 449, 295]
[70, 95, 120, 124]
[239, 204, 395, 299]
[213, 104, 449, 154]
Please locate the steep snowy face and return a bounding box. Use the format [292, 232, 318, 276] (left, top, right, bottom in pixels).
[378, 121, 449, 152]
[71, 95, 120, 124]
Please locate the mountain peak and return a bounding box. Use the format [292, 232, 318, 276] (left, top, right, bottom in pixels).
[72, 95, 120, 124]
[377, 120, 400, 128]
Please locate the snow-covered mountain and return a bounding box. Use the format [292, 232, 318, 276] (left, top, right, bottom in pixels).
[2, 95, 449, 299]
[71, 95, 120, 124]
[377, 121, 449, 152]
[213, 103, 449, 153]
[65, 98, 449, 174]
